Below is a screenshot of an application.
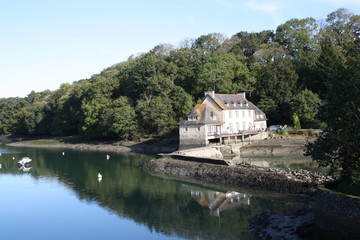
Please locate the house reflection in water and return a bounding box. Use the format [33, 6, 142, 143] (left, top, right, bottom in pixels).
[181, 184, 251, 216]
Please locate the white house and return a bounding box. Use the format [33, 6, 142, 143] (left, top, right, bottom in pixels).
[178, 91, 267, 148]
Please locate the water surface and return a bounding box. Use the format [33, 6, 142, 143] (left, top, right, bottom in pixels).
[0, 144, 311, 240]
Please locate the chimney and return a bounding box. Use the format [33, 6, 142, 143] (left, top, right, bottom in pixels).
[237, 92, 246, 99]
[205, 91, 215, 98]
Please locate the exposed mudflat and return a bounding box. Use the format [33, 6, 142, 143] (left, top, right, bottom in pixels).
[5, 137, 178, 154]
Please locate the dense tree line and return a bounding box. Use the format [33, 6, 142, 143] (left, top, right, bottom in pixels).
[0, 9, 358, 143]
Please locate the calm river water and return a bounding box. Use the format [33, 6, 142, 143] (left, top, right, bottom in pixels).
[0, 143, 313, 240]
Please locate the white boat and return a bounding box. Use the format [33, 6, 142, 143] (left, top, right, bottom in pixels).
[18, 157, 32, 167]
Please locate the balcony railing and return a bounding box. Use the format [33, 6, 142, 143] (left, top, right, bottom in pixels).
[207, 129, 264, 137]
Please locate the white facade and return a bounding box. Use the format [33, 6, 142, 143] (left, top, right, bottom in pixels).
[178, 91, 267, 148]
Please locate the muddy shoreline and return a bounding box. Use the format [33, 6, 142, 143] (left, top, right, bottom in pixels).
[4, 136, 178, 154]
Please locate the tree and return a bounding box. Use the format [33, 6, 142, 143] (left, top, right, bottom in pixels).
[324, 8, 360, 50]
[289, 89, 322, 126]
[312, 37, 346, 97]
[81, 97, 111, 139]
[195, 53, 255, 97]
[231, 30, 274, 58]
[0, 97, 29, 134]
[276, 18, 319, 59]
[276, 18, 320, 90]
[305, 42, 360, 183]
[292, 113, 301, 130]
[253, 43, 298, 105]
[136, 96, 177, 135]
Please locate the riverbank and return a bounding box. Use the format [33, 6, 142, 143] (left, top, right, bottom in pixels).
[174, 135, 313, 159]
[142, 157, 333, 194]
[143, 156, 360, 240]
[4, 135, 178, 154]
[3, 134, 311, 156]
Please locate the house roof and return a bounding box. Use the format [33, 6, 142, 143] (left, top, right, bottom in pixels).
[179, 92, 267, 126]
[178, 104, 224, 125]
[210, 93, 254, 110]
[208, 93, 267, 121]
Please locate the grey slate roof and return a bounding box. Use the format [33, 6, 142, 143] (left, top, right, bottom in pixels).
[179, 92, 267, 125]
[178, 104, 224, 125]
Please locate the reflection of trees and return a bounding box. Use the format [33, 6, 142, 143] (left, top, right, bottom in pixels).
[0, 147, 306, 240]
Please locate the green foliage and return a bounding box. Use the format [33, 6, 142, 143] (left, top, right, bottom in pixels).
[306, 35, 360, 183]
[136, 96, 177, 135]
[253, 43, 298, 105]
[276, 17, 319, 59]
[292, 113, 301, 130]
[0, 8, 359, 146]
[195, 53, 255, 96]
[290, 89, 322, 124]
[0, 97, 29, 134]
[108, 96, 138, 139]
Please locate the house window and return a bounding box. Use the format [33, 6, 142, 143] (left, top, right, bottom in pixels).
[212, 125, 216, 132]
[229, 111, 232, 118]
[248, 110, 251, 117]
[236, 111, 239, 118]
[210, 112, 217, 120]
[242, 110, 245, 117]
[196, 127, 200, 132]
[185, 127, 188, 132]
[231, 101, 235, 107]
[229, 123, 233, 132]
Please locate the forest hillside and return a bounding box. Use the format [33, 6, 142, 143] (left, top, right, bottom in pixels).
[0, 8, 358, 140]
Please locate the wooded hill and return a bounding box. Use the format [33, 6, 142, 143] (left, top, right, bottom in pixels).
[1, 8, 359, 140]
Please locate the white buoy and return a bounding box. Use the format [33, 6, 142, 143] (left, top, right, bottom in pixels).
[0, 163, 2, 169]
[106, 154, 110, 160]
[62, 152, 65, 156]
[12, 157, 15, 160]
[98, 173, 102, 182]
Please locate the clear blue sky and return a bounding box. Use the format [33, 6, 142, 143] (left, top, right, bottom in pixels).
[1, 0, 359, 98]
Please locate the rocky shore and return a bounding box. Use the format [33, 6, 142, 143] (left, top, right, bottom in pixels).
[142, 157, 333, 194]
[249, 207, 360, 240]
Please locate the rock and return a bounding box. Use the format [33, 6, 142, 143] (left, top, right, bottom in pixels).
[249, 209, 315, 240]
[142, 158, 328, 194]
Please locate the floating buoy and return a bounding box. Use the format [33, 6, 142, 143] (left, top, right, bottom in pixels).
[62, 152, 65, 156]
[12, 157, 15, 160]
[98, 173, 102, 182]
[106, 154, 110, 160]
[0, 163, 2, 169]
